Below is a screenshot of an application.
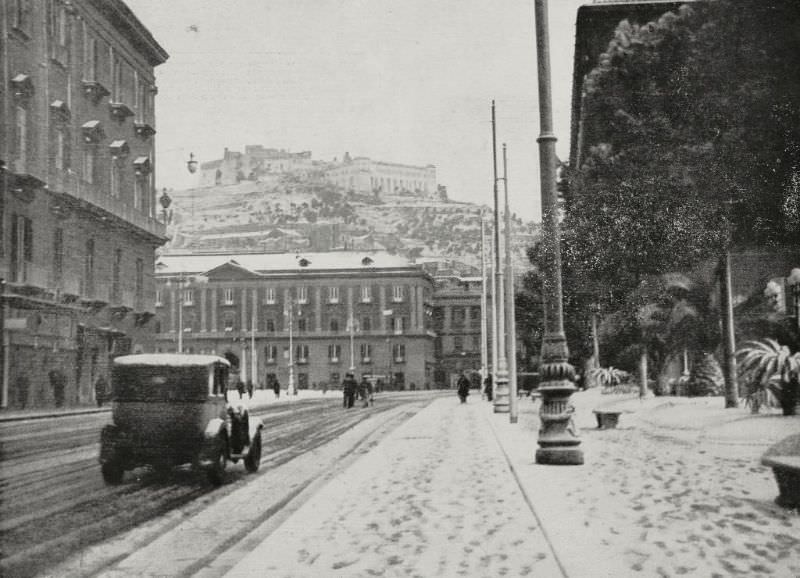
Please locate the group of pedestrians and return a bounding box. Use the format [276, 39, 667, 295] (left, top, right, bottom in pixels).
[342, 372, 374, 409]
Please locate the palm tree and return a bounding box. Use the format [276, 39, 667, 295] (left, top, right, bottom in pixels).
[737, 339, 800, 415]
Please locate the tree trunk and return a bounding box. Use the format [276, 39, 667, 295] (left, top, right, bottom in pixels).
[639, 345, 648, 398]
[719, 251, 739, 408]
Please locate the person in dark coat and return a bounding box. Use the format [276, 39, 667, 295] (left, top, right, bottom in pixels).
[236, 378, 245, 399]
[342, 372, 357, 409]
[94, 375, 108, 407]
[246, 380, 254, 399]
[483, 374, 493, 402]
[358, 376, 372, 407]
[457, 372, 471, 403]
[272, 377, 281, 399]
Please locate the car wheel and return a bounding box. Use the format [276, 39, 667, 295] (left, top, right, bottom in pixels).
[244, 431, 262, 473]
[101, 460, 124, 485]
[206, 440, 227, 486]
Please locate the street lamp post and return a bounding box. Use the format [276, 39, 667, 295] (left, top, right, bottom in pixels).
[502, 144, 518, 423]
[534, 0, 583, 465]
[491, 102, 510, 413]
[480, 213, 489, 393]
[285, 298, 296, 396]
[789, 268, 800, 331]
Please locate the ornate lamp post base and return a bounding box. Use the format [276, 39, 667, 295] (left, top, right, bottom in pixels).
[535, 335, 583, 465]
[493, 370, 510, 413]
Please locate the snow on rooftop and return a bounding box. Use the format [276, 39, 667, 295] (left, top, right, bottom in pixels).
[114, 354, 230, 367]
[155, 251, 415, 276]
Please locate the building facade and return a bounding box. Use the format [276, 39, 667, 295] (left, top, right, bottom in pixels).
[1, 0, 168, 409]
[325, 155, 437, 198]
[199, 146, 314, 186]
[152, 252, 437, 391]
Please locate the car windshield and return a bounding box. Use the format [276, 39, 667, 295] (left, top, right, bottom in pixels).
[112, 365, 210, 402]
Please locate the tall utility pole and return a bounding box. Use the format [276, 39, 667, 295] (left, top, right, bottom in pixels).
[479, 214, 489, 393]
[286, 296, 295, 396]
[491, 101, 510, 413]
[177, 274, 184, 354]
[534, 0, 583, 464]
[503, 144, 519, 423]
[348, 312, 356, 372]
[250, 308, 257, 386]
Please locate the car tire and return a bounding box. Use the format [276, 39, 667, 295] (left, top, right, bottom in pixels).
[244, 431, 262, 473]
[101, 460, 124, 485]
[206, 440, 227, 486]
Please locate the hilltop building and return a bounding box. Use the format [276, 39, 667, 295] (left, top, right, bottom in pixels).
[199, 146, 314, 186]
[151, 251, 488, 390]
[325, 154, 437, 199]
[1, 0, 168, 409]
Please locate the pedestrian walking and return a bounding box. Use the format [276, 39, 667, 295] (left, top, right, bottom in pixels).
[94, 375, 108, 407]
[457, 372, 470, 403]
[358, 376, 371, 408]
[272, 376, 281, 399]
[342, 372, 357, 409]
[236, 378, 245, 399]
[484, 375, 493, 402]
[246, 380, 254, 399]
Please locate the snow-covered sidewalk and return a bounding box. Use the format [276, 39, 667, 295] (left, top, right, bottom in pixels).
[227, 388, 799, 577]
[227, 396, 562, 577]
[490, 388, 800, 577]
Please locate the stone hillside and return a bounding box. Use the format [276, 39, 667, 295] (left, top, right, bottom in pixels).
[160, 171, 538, 269]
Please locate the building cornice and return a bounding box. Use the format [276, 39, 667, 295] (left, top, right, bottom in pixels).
[87, 0, 169, 66]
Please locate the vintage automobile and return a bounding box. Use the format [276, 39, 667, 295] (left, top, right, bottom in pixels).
[99, 354, 263, 486]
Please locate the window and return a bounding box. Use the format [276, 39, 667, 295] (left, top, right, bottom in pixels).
[452, 307, 466, 327]
[454, 336, 464, 352]
[83, 146, 96, 184]
[265, 287, 276, 304]
[295, 344, 309, 363]
[110, 161, 120, 197]
[296, 286, 308, 304]
[328, 344, 341, 362]
[224, 288, 235, 305]
[10, 215, 33, 283]
[265, 318, 275, 332]
[297, 318, 307, 332]
[360, 343, 372, 363]
[183, 289, 194, 306]
[135, 259, 143, 309]
[329, 318, 339, 332]
[393, 343, 406, 363]
[53, 229, 63, 286]
[264, 344, 277, 363]
[224, 314, 235, 332]
[10, 0, 31, 34]
[134, 177, 148, 211]
[48, 2, 70, 64]
[155, 290, 163, 307]
[471, 335, 481, 351]
[84, 238, 95, 297]
[393, 316, 406, 334]
[362, 316, 371, 331]
[392, 285, 405, 302]
[361, 285, 372, 303]
[328, 286, 339, 303]
[55, 127, 66, 170]
[111, 249, 122, 303]
[83, 32, 97, 81]
[14, 106, 27, 173]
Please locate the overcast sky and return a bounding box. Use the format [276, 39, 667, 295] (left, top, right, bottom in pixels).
[126, 0, 588, 222]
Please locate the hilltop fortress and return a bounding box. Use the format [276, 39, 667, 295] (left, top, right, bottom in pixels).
[199, 146, 438, 199]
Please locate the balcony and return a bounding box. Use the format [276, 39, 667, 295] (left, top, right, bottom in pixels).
[58, 175, 166, 240]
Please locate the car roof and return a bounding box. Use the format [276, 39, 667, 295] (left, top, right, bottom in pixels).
[113, 354, 231, 368]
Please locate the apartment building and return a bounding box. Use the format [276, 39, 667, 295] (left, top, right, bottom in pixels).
[1, 0, 168, 408]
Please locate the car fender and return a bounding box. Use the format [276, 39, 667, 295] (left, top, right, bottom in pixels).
[99, 424, 125, 463]
[248, 416, 264, 441]
[198, 418, 228, 466]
